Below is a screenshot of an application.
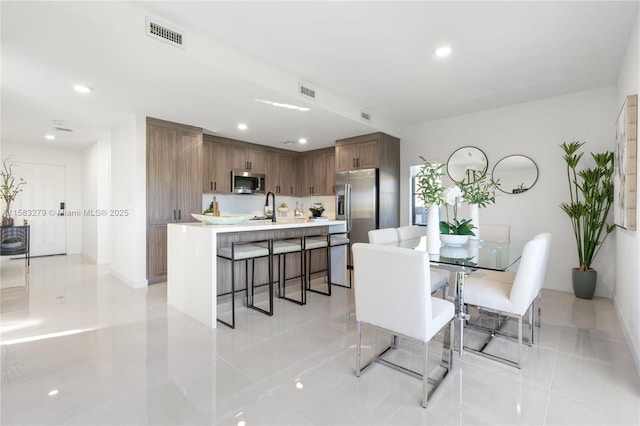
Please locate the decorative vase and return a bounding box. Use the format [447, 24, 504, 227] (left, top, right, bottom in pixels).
[440, 234, 469, 247]
[2, 212, 13, 227]
[469, 203, 479, 240]
[572, 268, 597, 300]
[426, 204, 440, 255]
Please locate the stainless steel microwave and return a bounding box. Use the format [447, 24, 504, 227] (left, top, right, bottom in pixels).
[231, 171, 265, 194]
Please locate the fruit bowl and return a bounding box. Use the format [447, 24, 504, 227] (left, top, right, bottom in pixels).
[309, 207, 325, 218]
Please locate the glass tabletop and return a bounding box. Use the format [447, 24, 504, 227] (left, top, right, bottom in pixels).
[393, 236, 525, 271]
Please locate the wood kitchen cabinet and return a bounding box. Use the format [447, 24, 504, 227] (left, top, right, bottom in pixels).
[298, 148, 336, 196]
[230, 144, 268, 173]
[202, 136, 232, 193]
[268, 152, 297, 195]
[147, 117, 202, 282]
[336, 133, 396, 172]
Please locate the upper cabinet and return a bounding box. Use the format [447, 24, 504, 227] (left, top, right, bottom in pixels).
[268, 152, 297, 195]
[202, 136, 232, 193]
[336, 132, 399, 171]
[230, 144, 268, 173]
[335, 134, 381, 171]
[298, 148, 336, 196]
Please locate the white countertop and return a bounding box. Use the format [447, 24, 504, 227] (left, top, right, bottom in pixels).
[169, 219, 346, 233]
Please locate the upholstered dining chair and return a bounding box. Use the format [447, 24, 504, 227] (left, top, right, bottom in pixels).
[395, 225, 424, 240]
[395, 225, 449, 296]
[479, 224, 511, 242]
[352, 243, 455, 408]
[367, 228, 399, 245]
[462, 232, 551, 368]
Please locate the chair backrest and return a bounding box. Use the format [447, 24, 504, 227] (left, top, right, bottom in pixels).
[533, 232, 552, 293]
[368, 228, 399, 245]
[396, 225, 424, 241]
[480, 224, 511, 242]
[352, 243, 431, 342]
[509, 233, 551, 315]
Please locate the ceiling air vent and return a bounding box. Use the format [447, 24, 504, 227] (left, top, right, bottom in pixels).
[146, 17, 184, 48]
[298, 82, 316, 100]
[53, 127, 73, 132]
[281, 140, 297, 145]
[360, 111, 372, 122]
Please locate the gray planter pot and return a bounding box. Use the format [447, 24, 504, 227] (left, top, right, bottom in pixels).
[572, 268, 597, 299]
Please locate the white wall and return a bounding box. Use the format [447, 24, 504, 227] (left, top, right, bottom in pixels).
[400, 87, 618, 297]
[614, 12, 640, 372]
[109, 115, 147, 288]
[81, 137, 111, 264]
[1, 143, 83, 255]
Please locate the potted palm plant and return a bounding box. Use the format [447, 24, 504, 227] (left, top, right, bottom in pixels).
[1, 156, 27, 227]
[560, 141, 615, 299]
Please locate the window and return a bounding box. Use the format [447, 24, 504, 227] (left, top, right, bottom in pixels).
[410, 165, 426, 226]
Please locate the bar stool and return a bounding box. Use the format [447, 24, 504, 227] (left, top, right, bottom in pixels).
[303, 234, 330, 296]
[216, 239, 273, 329]
[303, 231, 351, 295]
[258, 237, 306, 305]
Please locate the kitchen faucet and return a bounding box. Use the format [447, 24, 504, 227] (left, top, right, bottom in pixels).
[265, 191, 276, 222]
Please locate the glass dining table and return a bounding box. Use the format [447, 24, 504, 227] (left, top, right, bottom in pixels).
[390, 236, 525, 355]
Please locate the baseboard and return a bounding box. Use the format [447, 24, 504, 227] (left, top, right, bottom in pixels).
[109, 268, 148, 288]
[613, 296, 640, 376]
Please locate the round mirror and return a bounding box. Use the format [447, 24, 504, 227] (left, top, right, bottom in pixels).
[446, 146, 488, 183]
[492, 155, 539, 194]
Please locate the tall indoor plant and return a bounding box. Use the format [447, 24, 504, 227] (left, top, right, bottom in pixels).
[1, 156, 27, 226]
[416, 157, 446, 254]
[560, 141, 615, 299]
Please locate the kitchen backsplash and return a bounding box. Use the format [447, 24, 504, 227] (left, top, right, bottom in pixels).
[201, 194, 336, 219]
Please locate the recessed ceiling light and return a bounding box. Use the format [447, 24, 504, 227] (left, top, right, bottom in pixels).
[73, 84, 93, 94]
[45, 134, 55, 140]
[237, 123, 248, 131]
[255, 98, 310, 112]
[434, 46, 452, 57]
[298, 138, 307, 144]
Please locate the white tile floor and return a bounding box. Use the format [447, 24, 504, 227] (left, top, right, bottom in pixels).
[1, 254, 639, 425]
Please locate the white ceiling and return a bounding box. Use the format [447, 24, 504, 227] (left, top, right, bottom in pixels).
[1, 1, 638, 152]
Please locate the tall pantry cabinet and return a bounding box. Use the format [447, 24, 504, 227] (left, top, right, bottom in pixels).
[147, 117, 203, 283]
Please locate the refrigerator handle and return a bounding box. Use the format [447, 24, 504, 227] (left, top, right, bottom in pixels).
[345, 183, 352, 231]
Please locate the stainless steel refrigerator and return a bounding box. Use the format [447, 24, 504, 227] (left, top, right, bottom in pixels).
[336, 168, 399, 245]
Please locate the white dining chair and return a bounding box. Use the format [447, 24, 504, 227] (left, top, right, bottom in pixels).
[367, 228, 399, 245]
[462, 232, 551, 368]
[396, 225, 450, 296]
[352, 243, 455, 408]
[396, 225, 424, 240]
[479, 224, 511, 242]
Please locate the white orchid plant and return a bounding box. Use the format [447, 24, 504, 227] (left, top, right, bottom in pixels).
[440, 185, 475, 235]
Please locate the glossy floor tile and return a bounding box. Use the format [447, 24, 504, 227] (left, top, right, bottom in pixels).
[1, 255, 639, 425]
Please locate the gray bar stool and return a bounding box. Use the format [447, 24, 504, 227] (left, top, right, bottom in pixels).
[217, 239, 273, 329]
[303, 231, 351, 296]
[257, 237, 306, 305]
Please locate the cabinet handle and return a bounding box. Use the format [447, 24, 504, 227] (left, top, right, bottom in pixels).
[178, 210, 181, 220]
[353, 158, 356, 167]
[357, 158, 360, 167]
[214, 182, 217, 191]
[249, 161, 252, 170]
[210, 182, 213, 191]
[290, 187, 293, 195]
[173, 210, 176, 221]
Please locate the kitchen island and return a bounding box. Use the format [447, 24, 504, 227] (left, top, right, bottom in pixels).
[167, 219, 348, 328]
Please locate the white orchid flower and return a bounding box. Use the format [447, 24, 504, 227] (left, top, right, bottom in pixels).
[444, 185, 463, 206]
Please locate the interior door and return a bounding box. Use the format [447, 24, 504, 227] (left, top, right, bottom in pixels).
[11, 162, 66, 256]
